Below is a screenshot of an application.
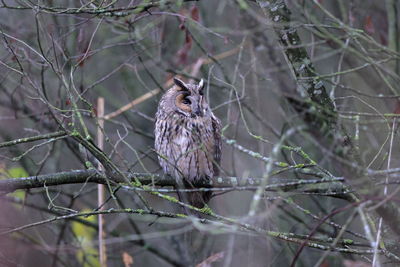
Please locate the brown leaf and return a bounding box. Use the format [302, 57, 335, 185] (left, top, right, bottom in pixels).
[196, 251, 224, 267]
[364, 15, 375, 35]
[179, 18, 186, 30]
[379, 32, 387, 46]
[176, 27, 193, 65]
[190, 6, 200, 22]
[393, 99, 400, 114]
[343, 260, 371, 267]
[93, 106, 98, 117]
[178, 9, 187, 30]
[122, 252, 133, 267]
[77, 27, 91, 66]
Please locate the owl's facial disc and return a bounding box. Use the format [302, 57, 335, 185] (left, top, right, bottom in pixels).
[173, 77, 207, 117]
[175, 92, 192, 116]
[175, 92, 205, 118]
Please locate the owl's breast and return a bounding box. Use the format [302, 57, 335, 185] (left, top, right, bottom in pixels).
[155, 115, 215, 182]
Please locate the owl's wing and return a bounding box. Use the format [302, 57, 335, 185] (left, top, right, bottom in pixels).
[211, 114, 222, 175]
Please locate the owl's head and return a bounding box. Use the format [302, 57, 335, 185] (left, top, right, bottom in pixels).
[166, 77, 209, 118]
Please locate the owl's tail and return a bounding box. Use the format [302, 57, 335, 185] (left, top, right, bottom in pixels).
[186, 190, 212, 209]
[176, 181, 212, 209]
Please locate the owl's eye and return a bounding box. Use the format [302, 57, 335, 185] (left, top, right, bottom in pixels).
[182, 98, 191, 105]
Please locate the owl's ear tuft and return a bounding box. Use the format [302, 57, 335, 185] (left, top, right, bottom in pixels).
[198, 79, 205, 95]
[199, 79, 204, 89]
[173, 77, 188, 91]
[199, 79, 204, 90]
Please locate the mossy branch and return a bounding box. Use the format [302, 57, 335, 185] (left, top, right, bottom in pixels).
[0, 169, 349, 196]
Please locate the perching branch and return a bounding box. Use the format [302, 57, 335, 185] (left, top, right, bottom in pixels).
[0, 169, 350, 195]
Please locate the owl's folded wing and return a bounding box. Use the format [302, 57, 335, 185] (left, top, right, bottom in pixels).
[211, 114, 222, 175]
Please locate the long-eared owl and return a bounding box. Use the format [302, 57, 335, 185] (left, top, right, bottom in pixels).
[154, 77, 222, 208]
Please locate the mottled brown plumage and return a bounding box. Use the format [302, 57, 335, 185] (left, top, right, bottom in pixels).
[154, 77, 221, 208]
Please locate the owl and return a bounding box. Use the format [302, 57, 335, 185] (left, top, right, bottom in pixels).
[154, 77, 222, 208]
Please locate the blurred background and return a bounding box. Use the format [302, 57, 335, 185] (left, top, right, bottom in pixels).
[0, 0, 400, 266]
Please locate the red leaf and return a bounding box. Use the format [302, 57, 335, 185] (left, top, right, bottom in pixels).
[379, 32, 387, 46]
[176, 35, 192, 65]
[393, 100, 400, 114]
[178, 9, 186, 30]
[175, 8, 195, 65]
[364, 15, 375, 35]
[93, 106, 98, 117]
[185, 32, 192, 45]
[175, 22, 193, 65]
[179, 18, 186, 30]
[190, 6, 200, 22]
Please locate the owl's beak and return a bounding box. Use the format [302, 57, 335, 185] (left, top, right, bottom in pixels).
[190, 108, 203, 118]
